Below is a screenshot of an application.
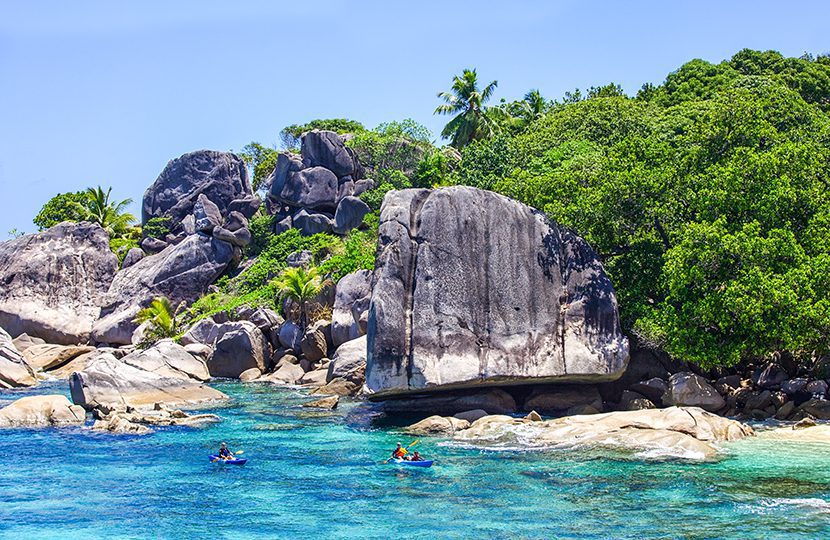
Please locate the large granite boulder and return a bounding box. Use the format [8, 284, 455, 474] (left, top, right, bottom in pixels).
[333, 196, 370, 234]
[22, 344, 95, 371]
[92, 234, 234, 344]
[366, 187, 629, 398]
[142, 150, 251, 230]
[0, 223, 118, 344]
[122, 340, 210, 382]
[331, 270, 372, 347]
[275, 167, 339, 211]
[207, 321, 269, 378]
[301, 130, 360, 178]
[327, 335, 367, 384]
[69, 353, 227, 410]
[0, 328, 37, 388]
[0, 395, 86, 428]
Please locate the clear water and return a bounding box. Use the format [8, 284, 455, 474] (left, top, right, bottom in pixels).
[1, 382, 829, 539]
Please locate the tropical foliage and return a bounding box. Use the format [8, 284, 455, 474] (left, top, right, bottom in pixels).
[71, 186, 136, 236]
[134, 297, 181, 345]
[33, 191, 90, 230]
[239, 142, 279, 192]
[272, 266, 326, 329]
[435, 69, 499, 148]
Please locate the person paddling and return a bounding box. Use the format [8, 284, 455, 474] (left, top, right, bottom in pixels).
[411, 451, 423, 462]
[218, 442, 234, 460]
[391, 442, 407, 460]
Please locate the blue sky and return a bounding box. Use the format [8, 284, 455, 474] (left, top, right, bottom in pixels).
[1, 0, 828, 235]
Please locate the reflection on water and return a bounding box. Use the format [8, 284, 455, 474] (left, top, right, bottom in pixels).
[0, 381, 828, 539]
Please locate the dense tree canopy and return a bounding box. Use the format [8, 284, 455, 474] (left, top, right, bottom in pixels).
[445, 49, 830, 369]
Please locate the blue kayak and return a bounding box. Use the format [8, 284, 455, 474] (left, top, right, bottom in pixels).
[209, 455, 247, 465]
[389, 459, 433, 468]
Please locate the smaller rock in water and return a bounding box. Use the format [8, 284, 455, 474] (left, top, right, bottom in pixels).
[405, 415, 470, 436]
[0, 395, 86, 428]
[302, 395, 339, 410]
[239, 368, 262, 382]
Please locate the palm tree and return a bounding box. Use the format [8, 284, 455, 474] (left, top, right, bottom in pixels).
[435, 69, 499, 148]
[73, 186, 136, 236]
[135, 297, 180, 343]
[272, 266, 325, 329]
[518, 89, 549, 124]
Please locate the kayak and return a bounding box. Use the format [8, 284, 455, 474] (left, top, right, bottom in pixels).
[389, 458, 433, 468]
[209, 455, 248, 465]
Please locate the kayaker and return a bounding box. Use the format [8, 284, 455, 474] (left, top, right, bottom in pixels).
[411, 451, 423, 462]
[218, 442, 234, 459]
[391, 442, 407, 459]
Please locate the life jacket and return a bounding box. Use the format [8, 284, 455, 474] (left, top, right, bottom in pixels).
[393, 448, 407, 458]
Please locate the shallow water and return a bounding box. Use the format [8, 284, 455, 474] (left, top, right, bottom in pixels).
[1, 382, 829, 539]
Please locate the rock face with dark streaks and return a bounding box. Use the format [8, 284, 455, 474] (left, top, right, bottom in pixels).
[366, 186, 629, 399]
[0, 223, 118, 345]
[142, 150, 251, 231]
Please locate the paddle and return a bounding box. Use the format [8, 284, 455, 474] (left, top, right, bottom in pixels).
[383, 440, 420, 463]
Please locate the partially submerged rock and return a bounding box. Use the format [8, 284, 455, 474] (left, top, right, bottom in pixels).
[0, 395, 86, 428]
[367, 187, 629, 399]
[0, 222, 118, 344]
[404, 415, 470, 436]
[69, 353, 227, 410]
[302, 395, 339, 410]
[454, 406, 752, 460]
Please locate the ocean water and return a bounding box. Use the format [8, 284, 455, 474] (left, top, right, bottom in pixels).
[1, 382, 829, 540]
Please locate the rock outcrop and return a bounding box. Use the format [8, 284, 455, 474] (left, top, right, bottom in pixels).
[452, 406, 752, 460]
[0, 328, 37, 388]
[92, 234, 234, 344]
[366, 187, 629, 399]
[207, 321, 269, 378]
[69, 353, 227, 409]
[0, 395, 86, 428]
[265, 130, 369, 235]
[331, 270, 371, 347]
[142, 150, 251, 230]
[0, 223, 118, 344]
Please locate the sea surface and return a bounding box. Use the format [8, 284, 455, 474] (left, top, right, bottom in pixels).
[1, 381, 829, 539]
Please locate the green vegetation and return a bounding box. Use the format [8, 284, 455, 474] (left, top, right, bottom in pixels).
[239, 142, 279, 192]
[272, 266, 326, 329]
[72, 186, 136, 236]
[134, 297, 181, 345]
[142, 216, 172, 240]
[435, 69, 499, 148]
[33, 191, 89, 230]
[441, 49, 830, 369]
[279, 118, 366, 150]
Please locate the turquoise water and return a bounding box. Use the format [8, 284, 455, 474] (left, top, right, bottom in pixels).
[1, 382, 830, 539]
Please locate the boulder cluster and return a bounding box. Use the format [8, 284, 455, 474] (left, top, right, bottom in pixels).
[265, 130, 373, 236]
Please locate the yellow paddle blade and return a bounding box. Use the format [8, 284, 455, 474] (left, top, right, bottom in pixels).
[234, 450, 244, 455]
[407, 440, 420, 449]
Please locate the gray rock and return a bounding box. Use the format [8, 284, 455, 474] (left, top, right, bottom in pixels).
[122, 340, 210, 382]
[246, 308, 283, 335]
[619, 391, 655, 410]
[353, 179, 375, 197]
[663, 372, 725, 412]
[278, 167, 339, 210]
[212, 226, 251, 247]
[0, 327, 37, 388]
[224, 211, 249, 232]
[182, 214, 196, 235]
[333, 196, 370, 234]
[0, 222, 118, 345]
[629, 377, 668, 404]
[799, 398, 830, 420]
[326, 335, 366, 384]
[781, 378, 809, 395]
[208, 321, 269, 378]
[193, 194, 223, 233]
[274, 215, 292, 234]
[265, 152, 304, 199]
[757, 362, 788, 389]
[140, 236, 168, 253]
[744, 390, 773, 411]
[301, 130, 360, 178]
[453, 409, 489, 423]
[366, 187, 629, 398]
[331, 270, 372, 347]
[287, 250, 313, 268]
[69, 352, 227, 409]
[278, 321, 303, 351]
[92, 234, 234, 344]
[805, 380, 828, 397]
[142, 150, 251, 230]
[180, 318, 220, 347]
[293, 209, 333, 236]
[300, 326, 328, 362]
[121, 248, 145, 270]
[336, 176, 355, 203]
[227, 196, 261, 220]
